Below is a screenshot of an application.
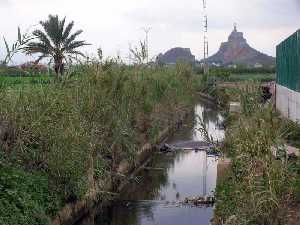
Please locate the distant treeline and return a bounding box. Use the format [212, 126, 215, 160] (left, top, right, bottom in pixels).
[0, 62, 276, 78]
[195, 66, 276, 75]
[0, 64, 49, 77]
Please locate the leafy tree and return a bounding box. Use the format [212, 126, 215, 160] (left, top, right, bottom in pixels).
[25, 15, 89, 76]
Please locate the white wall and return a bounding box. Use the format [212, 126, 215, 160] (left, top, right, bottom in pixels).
[276, 84, 300, 122]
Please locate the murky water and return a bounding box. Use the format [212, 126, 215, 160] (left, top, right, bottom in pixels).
[78, 101, 224, 225]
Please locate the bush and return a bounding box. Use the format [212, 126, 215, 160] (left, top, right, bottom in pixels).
[0, 161, 62, 225]
[280, 119, 300, 148]
[0, 64, 50, 77]
[0, 66, 27, 77]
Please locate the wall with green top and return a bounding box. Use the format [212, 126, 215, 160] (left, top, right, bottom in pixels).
[276, 30, 300, 91]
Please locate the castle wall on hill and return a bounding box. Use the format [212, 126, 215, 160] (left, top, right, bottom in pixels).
[206, 26, 275, 67]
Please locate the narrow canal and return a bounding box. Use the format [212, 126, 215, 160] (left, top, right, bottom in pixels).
[78, 101, 225, 225]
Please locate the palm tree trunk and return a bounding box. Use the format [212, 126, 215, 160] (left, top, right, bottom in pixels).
[60, 63, 65, 76]
[54, 57, 63, 78]
[54, 63, 59, 78]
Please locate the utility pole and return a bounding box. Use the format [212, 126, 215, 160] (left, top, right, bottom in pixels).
[203, 0, 209, 74]
[142, 27, 151, 64]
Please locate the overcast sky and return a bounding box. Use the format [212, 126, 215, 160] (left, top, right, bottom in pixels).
[0, 0, 299, 64]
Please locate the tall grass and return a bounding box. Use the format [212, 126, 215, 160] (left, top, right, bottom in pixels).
[214, 83, 299, 225]
[0, 62, 199, 224]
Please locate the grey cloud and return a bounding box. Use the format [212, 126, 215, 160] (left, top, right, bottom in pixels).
[0, 0, 11, 6]
[0, 0, 299, 63]
[125, 0, 300, 31]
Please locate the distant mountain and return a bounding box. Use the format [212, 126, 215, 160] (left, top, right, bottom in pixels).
[156, 47, 196, 64]
[206, 25, 275, 67]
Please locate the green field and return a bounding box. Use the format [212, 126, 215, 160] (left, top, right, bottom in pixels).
[225, 73, 276, 82]
[0, 76, 52, 88]
[0, 71, 276, 89]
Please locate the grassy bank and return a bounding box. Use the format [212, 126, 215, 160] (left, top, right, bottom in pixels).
[214, 84, 300, 225]
[0, 63, 200, 224]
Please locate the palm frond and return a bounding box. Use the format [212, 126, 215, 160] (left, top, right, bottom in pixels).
[64, 30, 83, 46]
[40, 15, 61, 46]
[59, 17, 66, 41]
[25, 42, 52, 55]
[32, 30, 53, 49]
[64, 41, 88, 51]
[62, 21, 74, 42]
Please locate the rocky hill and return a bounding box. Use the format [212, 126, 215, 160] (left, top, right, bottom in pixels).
[206, 26, 275, 67]
[156, 48, 196, 64]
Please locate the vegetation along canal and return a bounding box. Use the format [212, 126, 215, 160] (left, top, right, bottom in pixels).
[76, 101, 225, 225]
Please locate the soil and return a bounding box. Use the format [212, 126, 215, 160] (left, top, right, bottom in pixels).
[285, 201, 300, 225]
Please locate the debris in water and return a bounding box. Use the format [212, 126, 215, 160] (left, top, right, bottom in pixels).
[158, 141, 221, 157]
[158, 143, 174, 152]
[159, 141, 215, 151]
[183, 196, 215, 206]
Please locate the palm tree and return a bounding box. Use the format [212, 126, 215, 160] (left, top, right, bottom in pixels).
[25, 15, 89, 76]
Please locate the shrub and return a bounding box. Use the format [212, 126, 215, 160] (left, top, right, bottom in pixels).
[0, 161, 63, 225]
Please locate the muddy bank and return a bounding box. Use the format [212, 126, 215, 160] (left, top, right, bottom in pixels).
[52, 109, 192, 225]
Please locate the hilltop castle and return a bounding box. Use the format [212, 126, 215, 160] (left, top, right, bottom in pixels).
[206, 24, 275, 68]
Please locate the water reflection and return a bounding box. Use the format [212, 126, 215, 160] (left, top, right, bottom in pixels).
[77, 102, 224, 225]
[193, 104, 224, 142]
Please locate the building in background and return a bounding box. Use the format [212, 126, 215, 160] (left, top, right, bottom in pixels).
[276, 30, 300, 122]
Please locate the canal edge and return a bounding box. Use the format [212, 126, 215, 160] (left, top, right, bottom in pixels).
[51, 108, 193, 225]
